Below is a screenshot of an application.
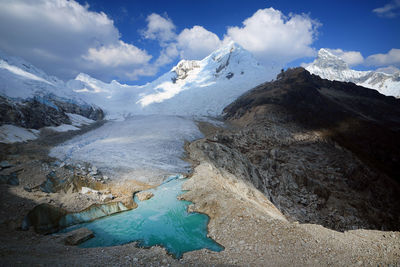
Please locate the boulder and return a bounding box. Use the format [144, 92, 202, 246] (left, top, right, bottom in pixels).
[64, 227, 94, 245]
[136, 191, 154, 201]
[21, 203, 67, 234]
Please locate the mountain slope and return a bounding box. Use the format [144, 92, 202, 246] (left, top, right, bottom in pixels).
[68, 42, 278, 119]
[0, 51, 103, 130]
[305, 49, 400, 97]
[195, 67, 400, 231]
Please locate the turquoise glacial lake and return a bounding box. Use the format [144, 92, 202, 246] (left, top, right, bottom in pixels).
[66, 175, 223, 258]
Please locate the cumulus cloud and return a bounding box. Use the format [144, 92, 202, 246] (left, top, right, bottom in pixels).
[83, 41, 152, 67]
[176, 26, 222, 60]
[365, 48, 400, 67]
[155, 44, 179, 66]
[373, 0, 400, 18]
[147, 8, 320, 67]
[142, 13, 176, 44]
[225, 8, 320, 66]
[0, 3, 324, 82]
[142, 15, 223, 64]
[0, 0, 153, 81]
[325, 49, 364, 66]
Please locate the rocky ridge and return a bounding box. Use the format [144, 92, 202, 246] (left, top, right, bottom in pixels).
[193, 67, 400, 231]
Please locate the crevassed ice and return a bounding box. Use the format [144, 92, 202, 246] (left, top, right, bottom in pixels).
[50, 115, 203, 183]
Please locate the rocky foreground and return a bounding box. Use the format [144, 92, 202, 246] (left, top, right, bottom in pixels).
[0, 68, 400, 266]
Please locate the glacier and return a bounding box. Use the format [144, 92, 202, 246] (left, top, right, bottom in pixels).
[305, 49, 400, 98]
[49, 115, 203, 183]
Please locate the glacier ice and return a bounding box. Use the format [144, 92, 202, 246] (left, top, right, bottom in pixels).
[50, 115, 204, 183]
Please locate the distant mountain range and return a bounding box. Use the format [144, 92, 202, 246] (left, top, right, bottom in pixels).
[305, 48, 400, 98]
[67, 42, 277, 119]
[1, 42, 399, 139]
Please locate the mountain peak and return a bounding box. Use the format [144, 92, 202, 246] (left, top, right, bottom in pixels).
[313, 48, 349, 70]
[305, 49, 400, 98]
[208, 41, 250, 61]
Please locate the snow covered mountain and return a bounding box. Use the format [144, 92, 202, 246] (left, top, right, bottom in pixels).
[0, 50, 83, 102]
[0, 50, 103, 133]
[68, 42, 277, 119]
[305, 49, 400, 98]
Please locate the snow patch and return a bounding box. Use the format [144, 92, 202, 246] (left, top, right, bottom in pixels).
[66, 113, 95, 127]
[46, 124, 80, 132]
[0, 125, 39, 144]
[0, 59, 53, 85]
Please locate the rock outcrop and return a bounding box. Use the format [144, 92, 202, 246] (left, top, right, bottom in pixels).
[0, 95, 103, 129]
[136, 191, 154, 201]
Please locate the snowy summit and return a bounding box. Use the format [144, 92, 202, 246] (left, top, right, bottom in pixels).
[305, 49, 400, 98]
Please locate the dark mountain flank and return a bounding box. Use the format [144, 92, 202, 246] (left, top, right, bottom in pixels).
[0, 95, 104, 129]
[225, 67, 400, 183]
[195, 67, 400, 231]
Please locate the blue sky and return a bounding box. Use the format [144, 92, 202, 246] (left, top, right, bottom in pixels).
[0, 0, 399, 84]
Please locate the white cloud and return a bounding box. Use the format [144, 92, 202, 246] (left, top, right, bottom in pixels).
[365, 49, 400, 67]
[0, 0, 152, 81]
[83, 41, 152, 67]
[176, 26, 222, 60]
[155, 43, 179, 66]
[325, 49, 364, 66]
[225, 8, 320, 66]
[142, 13, 176, 44]
[373, 0, 400, 18]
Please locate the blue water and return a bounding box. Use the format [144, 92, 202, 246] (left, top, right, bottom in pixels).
[64, 175, 223, 258]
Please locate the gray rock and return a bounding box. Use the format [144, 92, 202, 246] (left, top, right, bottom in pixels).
[0, 161, 12, 169]
[64, 227, 94, 245]
[0, 173, 19, 186]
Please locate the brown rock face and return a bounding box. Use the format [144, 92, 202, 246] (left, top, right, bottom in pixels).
[198, 67, 400, 231]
